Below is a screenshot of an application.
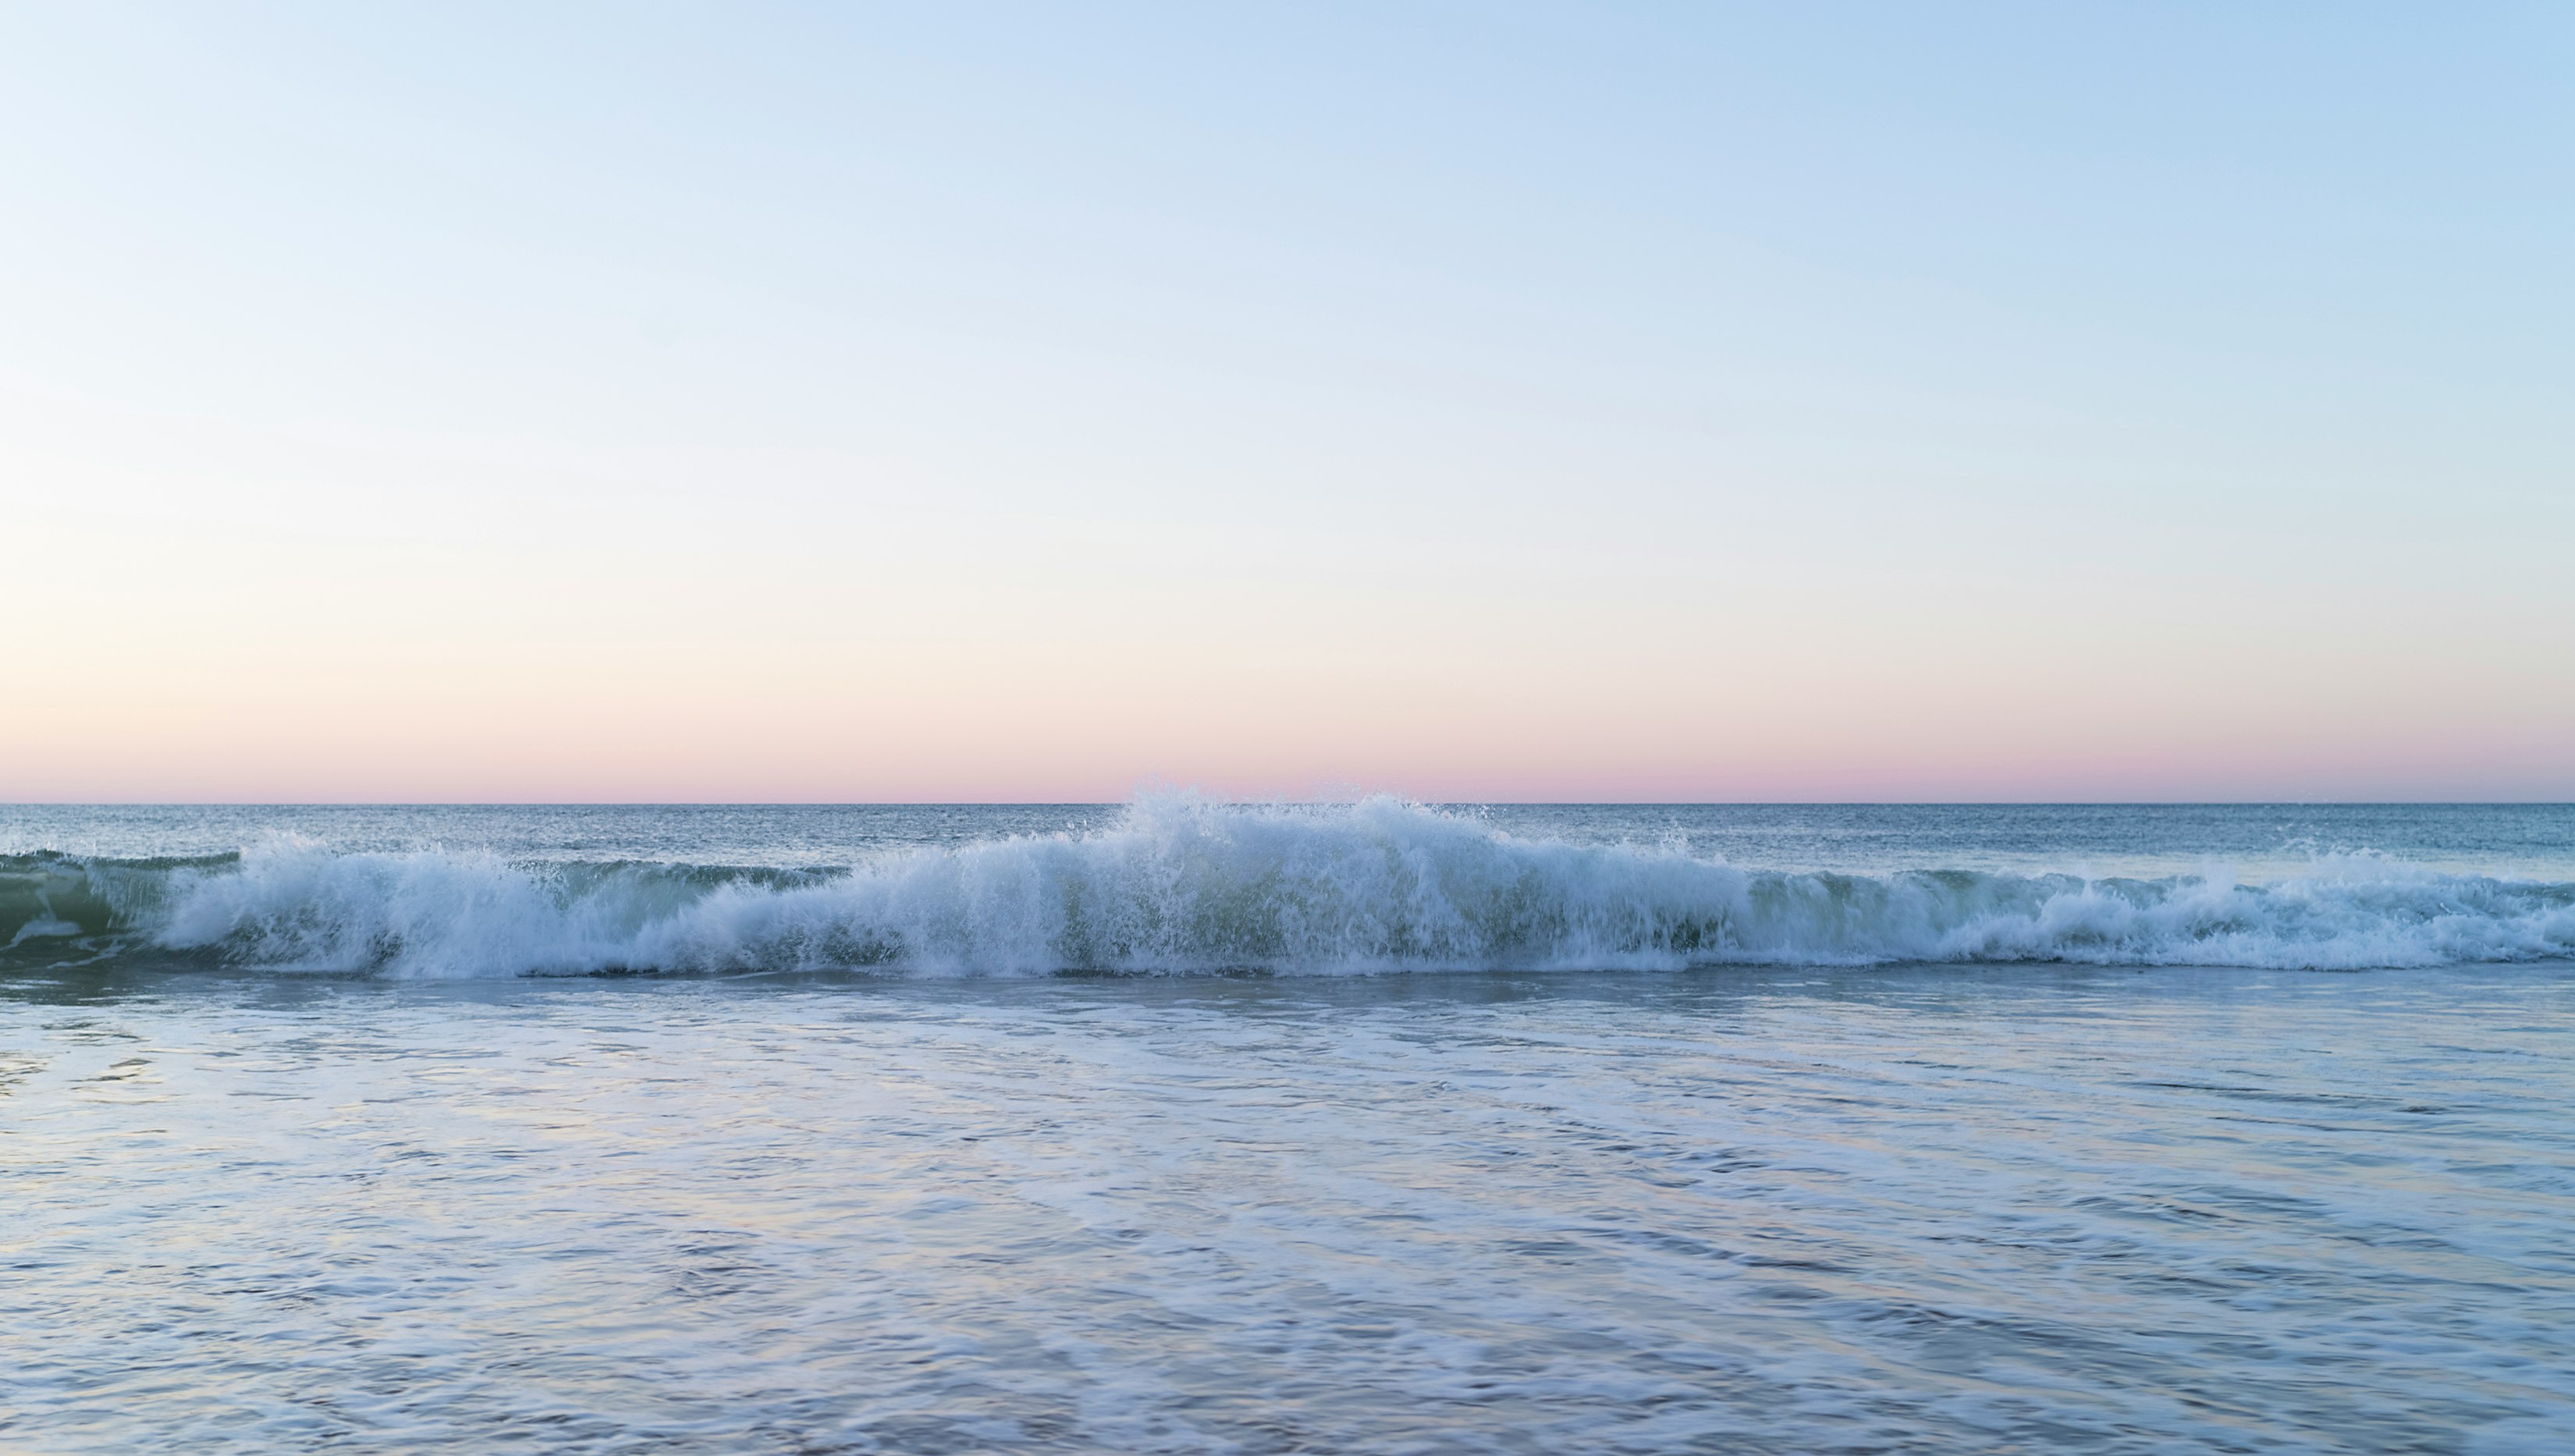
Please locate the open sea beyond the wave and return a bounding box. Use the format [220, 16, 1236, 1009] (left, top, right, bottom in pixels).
[5, 801, 2572, 1452]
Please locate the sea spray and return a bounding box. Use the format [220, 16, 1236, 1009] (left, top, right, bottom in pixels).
[5, 796, 2572, 976]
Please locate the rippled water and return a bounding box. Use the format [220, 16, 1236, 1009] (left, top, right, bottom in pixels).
[9, 964, 2573, 1453]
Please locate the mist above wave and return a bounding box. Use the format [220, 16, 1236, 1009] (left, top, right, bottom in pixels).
[5, 795, 2572, 976]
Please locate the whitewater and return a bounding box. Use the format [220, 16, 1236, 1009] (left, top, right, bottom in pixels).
[5, 797, 2573, 978]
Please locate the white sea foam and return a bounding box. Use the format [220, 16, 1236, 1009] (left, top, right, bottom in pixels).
[32, 795, 2556, 977]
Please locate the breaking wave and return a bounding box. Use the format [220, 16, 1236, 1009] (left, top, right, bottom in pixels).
[5, 797, 2572, 977]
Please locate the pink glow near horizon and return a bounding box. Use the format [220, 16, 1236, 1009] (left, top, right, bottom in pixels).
[8, 674, 2567, 803]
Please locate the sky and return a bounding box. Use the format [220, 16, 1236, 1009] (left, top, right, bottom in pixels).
[4, 2, 2570, 802]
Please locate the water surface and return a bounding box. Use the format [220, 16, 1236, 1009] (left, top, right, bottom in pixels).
[5, 804, 2571, 1451]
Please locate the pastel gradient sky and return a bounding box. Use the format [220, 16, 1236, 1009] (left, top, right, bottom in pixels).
[6, 4, 2570, 802]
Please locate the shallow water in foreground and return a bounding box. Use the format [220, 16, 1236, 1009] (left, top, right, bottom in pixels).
[8, 963, 2572, 1454]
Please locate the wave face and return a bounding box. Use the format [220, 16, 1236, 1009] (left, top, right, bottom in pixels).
[5, 797, 2573, 977]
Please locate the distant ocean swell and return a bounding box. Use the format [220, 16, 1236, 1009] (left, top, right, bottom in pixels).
[5, 798, 2572, 977]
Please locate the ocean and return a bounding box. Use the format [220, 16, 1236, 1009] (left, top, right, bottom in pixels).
[5, 801, 2573, 1451]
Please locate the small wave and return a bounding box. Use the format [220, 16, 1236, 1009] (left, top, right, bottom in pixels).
[5, 797, 2573, 977]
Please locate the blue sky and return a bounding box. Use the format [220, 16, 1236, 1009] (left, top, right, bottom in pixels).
[5, 4, 2570, 799]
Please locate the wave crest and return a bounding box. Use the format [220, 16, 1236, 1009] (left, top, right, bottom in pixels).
[7, 797, 2573, 976]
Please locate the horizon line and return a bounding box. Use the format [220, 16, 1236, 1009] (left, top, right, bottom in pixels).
[9, 799, 2573, 810]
